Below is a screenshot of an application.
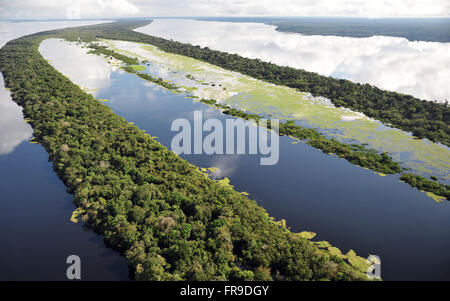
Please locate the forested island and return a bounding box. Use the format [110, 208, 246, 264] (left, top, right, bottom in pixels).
[0, 21, 373, 280]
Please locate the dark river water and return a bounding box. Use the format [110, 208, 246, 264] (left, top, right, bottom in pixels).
[1, 36, 450, 280]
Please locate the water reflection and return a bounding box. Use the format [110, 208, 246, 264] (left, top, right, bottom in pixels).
[39, 39, 113, 94]
[0, 20, 110, 156]
[0, 73, 33, 155]
[136, 19, 450, 103]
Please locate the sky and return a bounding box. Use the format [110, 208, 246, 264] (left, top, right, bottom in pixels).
[0, 0, 449, 20]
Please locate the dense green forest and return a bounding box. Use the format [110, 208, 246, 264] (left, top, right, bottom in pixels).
[198, 17, 450, 42]
[52, 20, 450, 147]
[0, 24, 372, 280]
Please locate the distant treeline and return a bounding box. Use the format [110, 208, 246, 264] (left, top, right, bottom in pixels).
[197, 17, 450, 43]
[271, 19, 450, 43]
[53, 20, 449, 147]
[0, 23, 370, 280]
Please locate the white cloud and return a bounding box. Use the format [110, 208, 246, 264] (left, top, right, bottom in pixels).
[0, 0, 139, 19]
[0, 0, 449, 19]
[137, 19, 450, 102]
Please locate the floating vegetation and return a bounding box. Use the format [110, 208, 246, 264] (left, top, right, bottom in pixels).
[98, 98, 109, 102]
[426, 192, 446, 203]
[70, 207, 85, 223]
[130, 65, 146, 71]
[303, 235, 372, 273]
[298, 231, 317, 239]
[400, 173, 449, 200]
[207, 167, 219, 173]
[29, 138, 39, 144]
[345, 250, 371, 273]
[217, 177, 233, 188]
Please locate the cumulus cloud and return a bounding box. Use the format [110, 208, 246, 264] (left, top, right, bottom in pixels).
[64, 0, 139, 19]
[0, 0, 139, 19]
[189, 0, 450, 18]
[137, 19, 450, 102]
[0, 0, 449, 19]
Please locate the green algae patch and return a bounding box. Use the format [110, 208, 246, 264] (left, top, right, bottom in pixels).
[207, 167, 219, 173]
[345, 250, 371, 273]
[298, 231, 317, 239]
[70, 207, 85, 223]
[328, 246, 347, 259]
[426, 192, 446, 203]
[312, 241, 370, 272]
[217, 177, 233, 188]
[130, 65, 146, 71]
[314, 241, 331, 248]
[98, 98, 109, 102]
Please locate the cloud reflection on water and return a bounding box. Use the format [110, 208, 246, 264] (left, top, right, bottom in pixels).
[39, 39, 113, 94]
[0, 20, 109, 156]
[0, 73, 33, 155]
[136, 19, 450, 103]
